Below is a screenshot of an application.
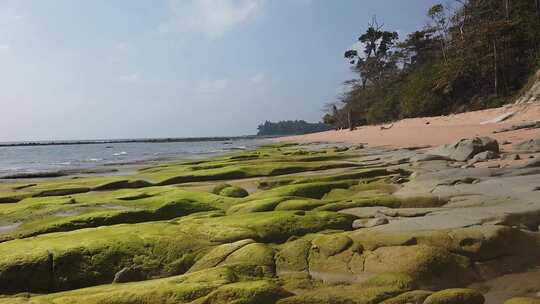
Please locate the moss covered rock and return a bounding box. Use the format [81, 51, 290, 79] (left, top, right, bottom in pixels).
[504, 298, 540, 304]
[311, 233, 353, 257]
[275, 237, 312, 275]
[0, 210, 353, 293]
[362, 245, 476, 289]
[361, 272, 416, 290]
[252, 181, 358, 200]
[212, 183, 233, 195]
[189, 239, 255, 273]
[0, 266, 290, 304]
[219, 186, 249, 198]
[276, 273, 414, 304]
[423, 288, 485, 304]
[194, 280, 291, 304]
[381, 290, 433, 304]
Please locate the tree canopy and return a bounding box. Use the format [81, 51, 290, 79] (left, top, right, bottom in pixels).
[257, 120, 332, 136]
[324, 0, 540, 128]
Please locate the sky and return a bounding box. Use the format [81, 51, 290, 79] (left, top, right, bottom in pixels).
[0, 0, 440, 141]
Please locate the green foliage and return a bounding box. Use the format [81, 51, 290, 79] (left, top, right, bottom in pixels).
[326, 0, 540, 126]
[257, 120, 332, 136]
[400, 64, 447, 118]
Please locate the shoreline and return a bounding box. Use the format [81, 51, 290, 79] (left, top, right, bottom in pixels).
[277, 102, 540, 150]
[0, 135, 267, 147]
[0, 138, 269, 180]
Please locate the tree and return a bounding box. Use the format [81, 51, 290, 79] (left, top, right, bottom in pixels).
[256, 120, 332, 136]
[324, 0, 540, 129]
[428, 4, 451, 63]
[344, 17, 399, 89]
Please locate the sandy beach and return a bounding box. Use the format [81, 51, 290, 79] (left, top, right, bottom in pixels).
[279, 102, 540, 150]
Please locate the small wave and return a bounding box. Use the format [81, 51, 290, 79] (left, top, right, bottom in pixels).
[87, 158, 103, 162]
[195, 149, 225, 154]
[113, 151, 127, 156]
[227, 146, 247, 151]
[53, 162, 72, 165]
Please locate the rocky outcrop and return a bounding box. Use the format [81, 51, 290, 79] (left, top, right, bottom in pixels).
[0, 142, 539, 304]
[352, 217, 389, 229]
[515, 137, 540, 153]
[429, 137, 499, 162]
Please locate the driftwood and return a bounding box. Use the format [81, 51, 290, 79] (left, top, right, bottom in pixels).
[379, 123, 394, 130]
[493, 121, 540, 133]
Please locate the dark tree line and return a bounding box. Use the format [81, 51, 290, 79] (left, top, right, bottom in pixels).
[324, 0, 540, 128]
[257, 120, 332, 136]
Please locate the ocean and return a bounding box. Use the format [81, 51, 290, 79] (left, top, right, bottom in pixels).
[0, 138, 267, 178]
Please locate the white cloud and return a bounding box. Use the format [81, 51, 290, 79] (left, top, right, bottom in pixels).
[112, 41, 128, 50]
[0, 44, 10, 51]
[9, 15, 23, 21]
[119, 72, 141, 83]
[159, 0, 265, 39]
[249, 73, 265, 85]
[197, 77, 228, 93]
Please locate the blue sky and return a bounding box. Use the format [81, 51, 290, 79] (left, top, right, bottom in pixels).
[0, 0, 439, 141]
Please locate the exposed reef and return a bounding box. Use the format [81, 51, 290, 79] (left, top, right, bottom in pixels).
[0, 141, 539, 303]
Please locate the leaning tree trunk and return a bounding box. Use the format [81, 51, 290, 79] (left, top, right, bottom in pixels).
[332, 105, 340, 130]
[493, 39, 499, 96]
[504, 0, 510, 21]
[348, 110, 353, 131]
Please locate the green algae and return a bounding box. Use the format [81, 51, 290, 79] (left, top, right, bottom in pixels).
[227, 197, 286, 214]
[188, 239, 256, 273]
[0, 220, 213, 293]
[423, 288, 485, 304]
[314, 194, 446, 212]
[0, 210, 353, 293]
[274, 198, 326, 211]
[275, 237, 312, 274]
[311, 233, 353, 257]
[0, 187, 236, 241]
[202, 211, 354, 243]
[193, 280, 292, 304]
[212, 183, 233, 194]
[504, 298, 540, 304]
[362, 245, 475, 289]
[0, 266, 290, 304]
[0, 145, 361, 202]
[257, 168, 401, 190]
[144, 161, 360, 185]
[227, 196, 326, 214]
[251, 181, 359, 200]
[218, 186, 249, 198]
[276, 272, 414, 304]
[0, 143, 524, 303]
[381, 290, 433, 304]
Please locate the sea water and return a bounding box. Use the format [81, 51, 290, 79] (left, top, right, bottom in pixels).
[0, 138, 266, 178]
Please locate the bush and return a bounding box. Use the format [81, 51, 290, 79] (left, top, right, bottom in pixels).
[400, 64, 447, 118]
